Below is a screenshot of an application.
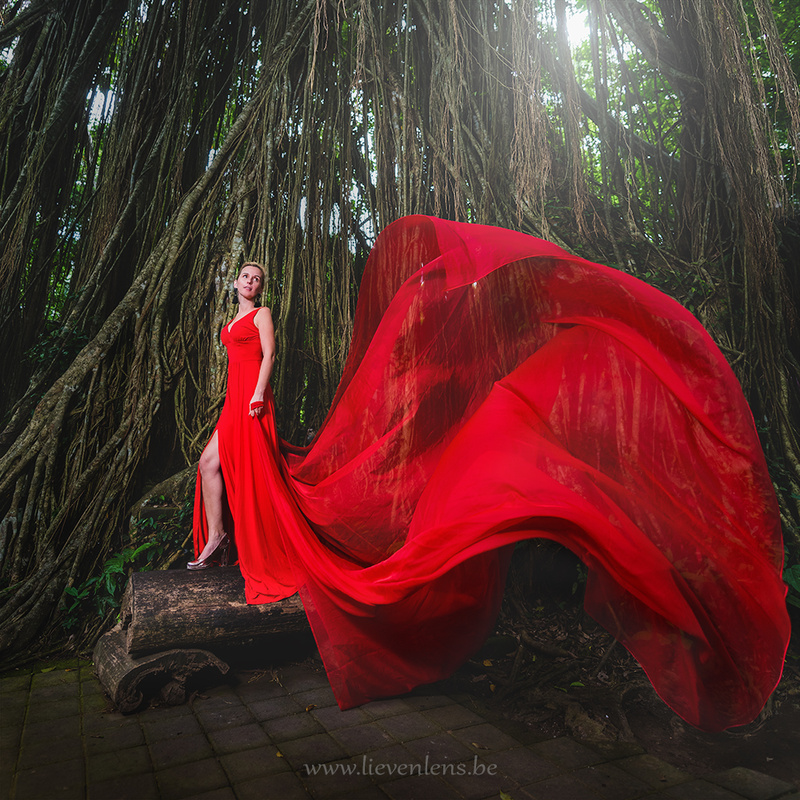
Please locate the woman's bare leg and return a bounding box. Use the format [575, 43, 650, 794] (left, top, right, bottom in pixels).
[195, 431, 227, 559]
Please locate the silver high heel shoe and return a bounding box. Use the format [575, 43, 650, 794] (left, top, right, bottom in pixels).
[187, 534, 230, 570]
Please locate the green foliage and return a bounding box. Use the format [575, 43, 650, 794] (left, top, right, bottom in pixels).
[60, 499, 193, 631]
[61, 542, 155, 628]
[785, 563, 800, 610]
[25, 324, 89, 368]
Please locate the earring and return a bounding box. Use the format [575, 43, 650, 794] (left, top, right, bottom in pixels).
[232, 287, 239, 304]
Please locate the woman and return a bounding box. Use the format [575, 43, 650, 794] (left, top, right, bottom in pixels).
[189, 217, 789, 732]
[190, 262, 296, 600]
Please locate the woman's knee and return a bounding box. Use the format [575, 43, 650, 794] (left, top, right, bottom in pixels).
[199, 445, 220, 478]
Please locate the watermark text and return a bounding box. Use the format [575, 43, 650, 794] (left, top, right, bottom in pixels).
[305, 754, 498, 778]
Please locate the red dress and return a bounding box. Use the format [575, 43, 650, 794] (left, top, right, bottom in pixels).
[194, 216, 790, 732]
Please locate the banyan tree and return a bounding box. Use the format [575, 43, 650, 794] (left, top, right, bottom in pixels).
[0, 0, 798, 660]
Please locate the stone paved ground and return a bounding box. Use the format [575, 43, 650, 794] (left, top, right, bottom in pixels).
[1, 661, 798, 800]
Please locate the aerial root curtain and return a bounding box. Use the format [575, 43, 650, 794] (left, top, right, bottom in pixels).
[194, 215, 789, 732]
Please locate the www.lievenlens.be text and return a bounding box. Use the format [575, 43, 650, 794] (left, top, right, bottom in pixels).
[304, 755, 498, 777]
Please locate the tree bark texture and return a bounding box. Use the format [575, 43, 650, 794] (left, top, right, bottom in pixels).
[121, 567, 308, 657]
[0, 0, 797, 660]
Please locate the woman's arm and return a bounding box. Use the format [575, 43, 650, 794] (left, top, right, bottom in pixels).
[249, 307, 276, 417]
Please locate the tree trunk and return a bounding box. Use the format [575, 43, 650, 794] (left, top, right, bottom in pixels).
[121, 567, 309, 657]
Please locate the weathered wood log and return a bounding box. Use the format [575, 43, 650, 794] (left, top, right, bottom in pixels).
[121, 566, 309, 656]
[93, 629, 229, 713]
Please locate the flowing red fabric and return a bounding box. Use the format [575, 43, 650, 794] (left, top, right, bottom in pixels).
[194, 215, 789, 732]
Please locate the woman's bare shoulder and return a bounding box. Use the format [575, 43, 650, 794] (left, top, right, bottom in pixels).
[253, 306, 274, 327]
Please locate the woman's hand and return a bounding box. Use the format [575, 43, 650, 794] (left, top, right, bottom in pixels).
[249, 393, 265, 418]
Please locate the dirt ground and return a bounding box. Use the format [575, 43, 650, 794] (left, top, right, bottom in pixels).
[455, 579, 800, 789]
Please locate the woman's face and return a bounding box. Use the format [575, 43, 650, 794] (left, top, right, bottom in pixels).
[235, 265, 264, 302]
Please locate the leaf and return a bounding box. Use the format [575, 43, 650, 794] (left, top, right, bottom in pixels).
[784, 565, 800, 592]
[482, 659, 493, 667]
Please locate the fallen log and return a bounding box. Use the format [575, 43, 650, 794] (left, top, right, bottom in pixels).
[93, 566, 311, 711]
[120, 566, 309, 656]
[93, 630, 229, 713]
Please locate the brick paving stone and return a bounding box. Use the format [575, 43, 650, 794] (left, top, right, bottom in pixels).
[439, 755, 519, 800]
[262, 709, 326, 742]
[0, 726, 20, 750]
[208, 722, 271, 754]
[248, 694, 303, 722]
[585, 739, 647, 760]
[184, 787, 237, 800]
[13, 758, 86, 800]
[86, 745, 152, 783]
[404, 731, 477, 765]
[310, 703, 372, 731]
[218, 744, 291, 783]
[329, 722, 396, 753]
[421, 702, 486, 730]
[278, 668, 331, 694]
[2, 661, 796, 800]
[149, 733, 215, 770]
[276, 732, 350, 770]
[573, 761, 654, 800]
[530, 735, 605, 769]
[449, 722, 524, 753]
[362, 698, 415, 719]
[523, 770, 606, 800]
[327, 786, 392, 799]
[706, 767, 797, 800]
[381, 772, 466, 800]
[81, 688, 110, 714]
[88, 771, 160, 799]
[615, 753, 692, 789]
[0, 674, 32, 694]
[30, 668, 80, 688]
[661, 778, 749, 799]
[233, 673, 288, 702]
[232, 770, 313, 800]
[0, 747, 16, 800]
[82, 709, 143, 735]
[26, 682, 79, 706]
[400, 692, 453, 711]
[17, 728, 85, 770]
[156, 757, 229, 800]
[84, 718, 146, 754]
[24, 695, 80, 724]
[357, 742, 423, 774]
[21, 714, 82, 744]
[480, 716, 548, 748]
[139, 702, 196, 722]
[301, 758, 377, 798]
[141, 708, 205, 743]
[377, 711, 442, 743]
[292, 685, 339, 710]
[486, 746, 561, 785]
[193, 696, 256, 733]
[81, 684, 107, 706]
[0, 692, 27, 727]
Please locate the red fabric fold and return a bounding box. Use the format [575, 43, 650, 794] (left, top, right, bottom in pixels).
[194, 215, 789, 731]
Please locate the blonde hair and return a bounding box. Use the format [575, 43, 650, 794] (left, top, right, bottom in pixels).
[233, 261, 266, 305]
[239, 261, 266, 281]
